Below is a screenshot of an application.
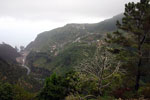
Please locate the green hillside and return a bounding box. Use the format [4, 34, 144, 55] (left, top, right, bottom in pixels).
[0, 43, 43, 92]
[26, 43, 96, 75]
[1, 0, 150, 99]
[0, 43, 25, 83]
[25, 13, 123, 76]
[0, 43, 20, 63]
[0, 58, 26, 84]
[26, 14, 123, 52]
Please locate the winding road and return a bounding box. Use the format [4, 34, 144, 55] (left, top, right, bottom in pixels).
[22, 59, 31, 75]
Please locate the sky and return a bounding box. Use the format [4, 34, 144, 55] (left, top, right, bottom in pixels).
[0, 0, 139, 47]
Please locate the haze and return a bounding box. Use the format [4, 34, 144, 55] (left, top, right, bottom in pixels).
[0, 0, 139, 47]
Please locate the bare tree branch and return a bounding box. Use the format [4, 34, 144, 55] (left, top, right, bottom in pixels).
[103, 62, 121, 80]
[77, 41, 122, 96]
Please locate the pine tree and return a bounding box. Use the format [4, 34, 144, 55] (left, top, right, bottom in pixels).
[106, 0, 150, 91]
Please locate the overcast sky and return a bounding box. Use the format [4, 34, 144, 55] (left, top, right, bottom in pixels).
[0, 0, 139, 47]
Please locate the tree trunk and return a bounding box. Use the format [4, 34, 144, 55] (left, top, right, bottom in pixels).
[135, 30, 147, 91]
[98, 79, 102, 96]
[135, 39, 142, 91]
[135, 58, 142, 91]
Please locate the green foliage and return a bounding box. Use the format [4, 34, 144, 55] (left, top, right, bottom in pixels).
[78, 42, 122, 96]
[26, 14, 123, 52]
[2, 1, 150, 99]
[138, 84, 150, 98]
[63, 71, 81, 93]
[26, 51, 51, 68]
[65, 94, 81, 100]
[97, 96, 115, 100]
[37, 71, 88, 100]
[26, 43, 96, 75]
[106, 0, 150, 92]
[0, 82, 36, 100]
[0, 58, 26, 84]
[0, 82, 14, 100]
[13, 85, 36, 100]
[79, 79, 98, 95]
[38, 73, 67, 100]
[52, 43, 96, 74]
[18, 75, 43, 93]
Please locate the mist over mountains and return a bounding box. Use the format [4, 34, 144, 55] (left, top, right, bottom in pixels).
[0, 2, 150, 98]
[1, 0, 150, 99]
[0, 13, 123, 85]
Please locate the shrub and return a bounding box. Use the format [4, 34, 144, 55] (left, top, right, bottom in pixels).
[138, 84, 150, 98]
[0, 82, 14, 100]
[65, 94, 81, 100]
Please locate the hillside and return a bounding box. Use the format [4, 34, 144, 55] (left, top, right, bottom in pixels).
[0, 43, 26, 83]
[0, 43, 20, 63]
[0, 43, 43, 92]
[26, 43, 96, 74]
[1, 0, 150, 99]
[25, 14, 124, 77]
[26, 13, 123, 52]
[0, 58, 26, 83]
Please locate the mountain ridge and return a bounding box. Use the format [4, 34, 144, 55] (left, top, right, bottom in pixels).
[24, 13, 124, 76]
[0, 43, 21, 63]
[26, 13, 123, 52]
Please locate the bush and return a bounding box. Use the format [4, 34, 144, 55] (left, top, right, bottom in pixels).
[37, 70, 84, 100]
[138, 84, 150, 98]
[65, 94, 81, 100]
[37, 73, 66, 100]
[0, 82, 14, 100]
[13, 85, 35, 100]
[112, 87, 135, 99]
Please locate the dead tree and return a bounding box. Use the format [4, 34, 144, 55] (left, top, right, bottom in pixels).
[78, 41, 121, 96]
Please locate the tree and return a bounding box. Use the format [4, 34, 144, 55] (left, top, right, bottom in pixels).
[78, 41, 121, 96]
[13, 85, 35, 100]
[0, 82, 14, 100]
[38, 73, 66, 100]
[106, 0, 150, 91]
[37, 72, 80, 100]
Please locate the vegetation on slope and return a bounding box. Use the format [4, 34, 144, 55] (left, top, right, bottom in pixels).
[1, 0, 150, 99]
[0, 43, 20, 63]
[26, 42, 96, 75]
[25, 14, 123, 52]
[0, 58, 26, 84]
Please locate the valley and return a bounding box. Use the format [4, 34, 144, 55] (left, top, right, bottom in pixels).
[22, 55, 30, 75]
[0, 2, 150, 99]
[0, 14, 123, 94]
[16, 51, 30, 75]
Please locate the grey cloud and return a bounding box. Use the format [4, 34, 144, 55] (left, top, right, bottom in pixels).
[0, 0, 140, 47]
[0, 0, 139, 20]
